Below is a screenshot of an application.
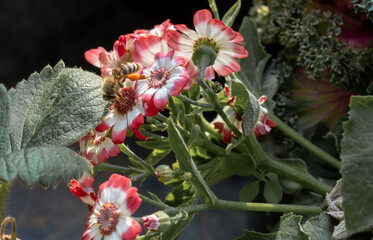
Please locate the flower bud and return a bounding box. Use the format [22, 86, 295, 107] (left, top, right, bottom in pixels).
[142, 211, 171, 232]
[154, 165, 172, 183]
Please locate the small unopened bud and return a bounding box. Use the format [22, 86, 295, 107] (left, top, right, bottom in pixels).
[142, 211, 171, 232]
[154, 165, 172, 183]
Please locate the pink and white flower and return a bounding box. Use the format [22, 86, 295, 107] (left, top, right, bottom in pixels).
[136, 50, 190, 115]
[82, 174, 142, 240]
[84, 38, 129, 77]
[70, 174, 97, 207]
[95, 78, 146, 144]
[167, 9, 248, 79]
[254, 96, 277, 137]
[132, 31, 195, 90]
[78, 130, 120, 166]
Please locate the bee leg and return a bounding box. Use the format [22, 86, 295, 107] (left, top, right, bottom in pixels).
[126, 74, 147, 81]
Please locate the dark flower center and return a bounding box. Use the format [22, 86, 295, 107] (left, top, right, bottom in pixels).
[148, 67, 169, 88]
[114, 87, 136, 114]
[97, 202, 119, 235]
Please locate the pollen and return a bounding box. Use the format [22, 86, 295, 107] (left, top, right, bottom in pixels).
[148, 67, 170, 88]
[114, 87, 137, 115]
[96, 202, 119, 236]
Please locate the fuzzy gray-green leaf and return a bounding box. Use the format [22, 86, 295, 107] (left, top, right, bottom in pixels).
[0, 85, 10, 157]
[340, 95, 373, 235]
[8, 61, 106, 151]
[0, 144, 91, 188]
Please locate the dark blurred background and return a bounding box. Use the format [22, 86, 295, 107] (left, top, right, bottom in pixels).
[1, 0, 282, 239]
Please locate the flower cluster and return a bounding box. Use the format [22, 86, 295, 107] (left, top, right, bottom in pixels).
[78, 9, 252, 167]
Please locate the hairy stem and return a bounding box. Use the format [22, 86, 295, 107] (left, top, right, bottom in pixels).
[0, 182, 8, 221]
[268, 113, 341, 170]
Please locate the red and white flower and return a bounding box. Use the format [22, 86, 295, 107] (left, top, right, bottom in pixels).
[254, 96, 277, 137]
[136, 50, 190, 115]
[82, 174, 142, 240]
[84, 38, 129, 77]
[78, 130, 120, 166]
[167, 9, 248, 79]
[70, 174, 97, 207]
[95, 78, 146, 144]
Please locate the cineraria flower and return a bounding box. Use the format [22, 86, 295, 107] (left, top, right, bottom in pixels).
[70, 174, 97, 208]
[132, 30, 195, 90]
[167, 9, 248, 79]
[96, 78, 146, 144]
[136, 50, 190, 115]
[82, 174, 142, 240]
[78, 130, 120, 166]
[213, 106, 243, 143]
[84, 38, 129, 77]
[254, 96, 277, 137]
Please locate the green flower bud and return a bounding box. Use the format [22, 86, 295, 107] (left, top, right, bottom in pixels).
[154, 165, 172, 183]
[142, 211, 171, 232]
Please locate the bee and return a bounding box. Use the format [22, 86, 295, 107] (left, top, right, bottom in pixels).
[101, 62, 141, 102]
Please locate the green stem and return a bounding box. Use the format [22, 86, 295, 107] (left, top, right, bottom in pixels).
[139, 193, 169, 210]
[130, 171, 153, 182]
[166, 199, 322, 216]
[119, 144, 153, 172]
[262, 156, 333, 195]
[97, 162, 142, 173]
[0, 182, 8, 221]
[268, 113, 341, 170]
[177, 94, 213, 108]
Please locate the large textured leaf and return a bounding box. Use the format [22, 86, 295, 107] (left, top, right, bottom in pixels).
[8, 61, 106, 151]
[0, 84, 10, 157]
[0, 144, 91, 188]
[238, 17, 272, 97]
[275, 213, 308, 240]
[341, 96, 373, 235]
[301, 213, 335, 240]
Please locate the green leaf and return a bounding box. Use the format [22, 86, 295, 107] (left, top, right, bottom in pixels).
[167, 118, 216, 203]
[239, 181, 260, 202]
[8, 61, 106, 151]
[340, 96, 373, 235]
[263, 173, 283, 203]
[238, 17, 271, 97]
[0, 85, 10, 157]
[222, 0, 241, 27]
[276, 213, 308, 240]
[146, 149, 171, 166]
[0, 144, 91, 188]
[231, 81, 260, 136]
[164, 180, 195, 207]
[301, 213, 336, 240]
[136, 140, 170, 150]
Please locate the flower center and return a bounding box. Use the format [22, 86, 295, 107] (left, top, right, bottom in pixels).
[193, 38, 219, 53]
[148, 67, 170, 88]
[91, 135, 105, 145]
[114, 87, 136, 114]
[97, 202, 119, 235]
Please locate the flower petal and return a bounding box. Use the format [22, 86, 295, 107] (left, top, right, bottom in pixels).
[84, 47, 106, 68]
[194, 9, 213, 37]
[153, 88, 169, 110]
